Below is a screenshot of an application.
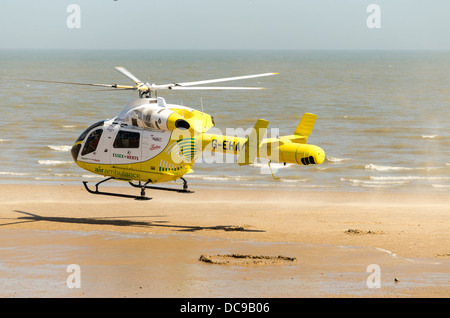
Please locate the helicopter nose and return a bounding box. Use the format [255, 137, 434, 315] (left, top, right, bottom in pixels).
[71, 142, 81, 163]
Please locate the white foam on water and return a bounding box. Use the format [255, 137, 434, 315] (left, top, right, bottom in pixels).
[202, 176, 231, 181]
[37, 160, 73, 166]
[432, 184, 450, 189]
[251, 162, 293, 169]
[280, 178, 309, 183]
[48, 145, 72, 152]
[327, 157, 350, 163]
[341, 178, 407, 185]
[0, 171, 30, 176]
[365, 164, 412, 171]
[340, 178, 407, 188]
[371, 176, 450, 181]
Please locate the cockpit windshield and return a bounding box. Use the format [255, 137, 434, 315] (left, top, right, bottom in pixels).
[81, 128, 103, 156]
[76, 121, 104, 143]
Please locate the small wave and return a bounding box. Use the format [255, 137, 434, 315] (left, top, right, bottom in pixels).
[203, 176, 231, 181]
[81, 174, 99, 179]
[341, 178, 406, 184]
[251, 162, 292, 169]
[365, 164, 412, 171]
[280, 178, 309, 183]
[54, 173, 81, 177]
[184, 174, 206, 179]
[366, 164, 440, 172]
[432, 184, 450, 189]
[0, 139, 11, 143]
[422, 135, 437, 139]
[326, 157, 349, 163]
[62, 125, 76, 128]
[371, 176, 450, 181]
[48, 145, 72, 152]
[375, 248, 399, 259]
[37, 160, 73, 166]
[0, 171, 30, 176]
[53, 173, 97, 179]
[340, 178, 406, 187]
[184, 174, 253, 182]
[360, 184, 395, 189]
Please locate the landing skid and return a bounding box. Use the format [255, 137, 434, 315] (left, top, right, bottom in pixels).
[82, 177, 194, 200]
[82, 177, 152, 200]
[128, 177, 194, 194]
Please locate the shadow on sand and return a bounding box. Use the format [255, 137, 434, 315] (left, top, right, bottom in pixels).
[3, 210, 264, 233]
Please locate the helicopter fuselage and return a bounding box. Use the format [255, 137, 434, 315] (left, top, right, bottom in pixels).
[71, 97, 212, 184]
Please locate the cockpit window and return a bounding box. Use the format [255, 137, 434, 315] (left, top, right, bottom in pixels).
[81, 129, 103, 156]
[113, 131, 140, 148]
[76, 121, 104, 143]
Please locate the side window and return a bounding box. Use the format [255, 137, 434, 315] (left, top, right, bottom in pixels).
[81, 129, 103, 156]
[113, 131, 140, 148]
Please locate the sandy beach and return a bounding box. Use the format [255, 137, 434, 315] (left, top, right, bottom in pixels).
[0, 183, 449, 298]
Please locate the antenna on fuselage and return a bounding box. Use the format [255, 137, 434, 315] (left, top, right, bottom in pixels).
[201, 98, 207, 132]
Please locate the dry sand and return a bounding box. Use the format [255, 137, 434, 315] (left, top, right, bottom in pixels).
[0, 183, 449, 297]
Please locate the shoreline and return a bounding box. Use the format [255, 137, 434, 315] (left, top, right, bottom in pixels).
[2, 177, 450, 189]
[0, 183, 449, 297]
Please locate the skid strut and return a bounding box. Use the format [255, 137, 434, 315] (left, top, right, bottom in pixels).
[129, 177, 194, 194]
[83, 177, 152, 200]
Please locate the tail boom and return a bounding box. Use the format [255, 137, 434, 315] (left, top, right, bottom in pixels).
[199, 113, 325, 166]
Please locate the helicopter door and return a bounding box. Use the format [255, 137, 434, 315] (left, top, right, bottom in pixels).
[111, 129, 142, 169]
[79, 127, 111, 164]
[141, 130, 171, 161]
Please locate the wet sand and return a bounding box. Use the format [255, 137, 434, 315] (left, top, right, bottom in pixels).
[0, 183, 449, 297]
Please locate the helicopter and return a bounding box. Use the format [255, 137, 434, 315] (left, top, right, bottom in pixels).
[29, 67, 326, 200]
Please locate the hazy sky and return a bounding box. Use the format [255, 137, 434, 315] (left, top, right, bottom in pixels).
[1, 0, 449, 50]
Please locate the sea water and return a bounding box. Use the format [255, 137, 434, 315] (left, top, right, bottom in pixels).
[0, 49, 449, 192]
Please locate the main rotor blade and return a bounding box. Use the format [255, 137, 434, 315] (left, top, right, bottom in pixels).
[0, 76, 129, 88]
[87, 88, 138, 92]
[169, 86, 265, 90]
[115, 66, 143, 84]
[176, 72, 278, 87]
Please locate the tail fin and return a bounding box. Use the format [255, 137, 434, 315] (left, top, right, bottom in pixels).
[237, 119, 269, 166]
[294, 113, 317, 137]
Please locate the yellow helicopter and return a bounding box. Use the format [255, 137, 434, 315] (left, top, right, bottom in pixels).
[40, 67, 325, 200]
